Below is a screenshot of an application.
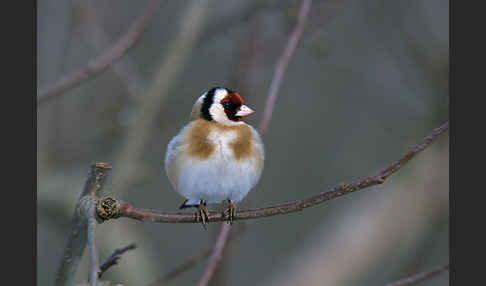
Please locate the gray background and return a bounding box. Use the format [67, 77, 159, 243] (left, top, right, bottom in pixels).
[38, 0, 449, 285]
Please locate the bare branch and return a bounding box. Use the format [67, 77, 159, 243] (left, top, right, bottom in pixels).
[196, 224, 231, 286]
[96, 122, 448, 222]
[74, 0, 147, 102]
[258, 0, 313, 134]
[55, 163, 112, 286]
[98, 243, 137, 278]
[38, 0, 163, 103]
[386, 264, 449, 286]
[88, 217, 99, 286]
[149, 224, 247, 286]
[150, 250, 210, 286]
[201, 1, 288, 46]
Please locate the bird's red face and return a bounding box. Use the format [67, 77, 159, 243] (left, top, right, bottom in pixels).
[220, 92, 254, 122]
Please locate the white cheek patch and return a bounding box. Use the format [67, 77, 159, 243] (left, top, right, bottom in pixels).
[208, 88, 243, 126]
[209, 103, 230, 124]
[213, 88, 228, 100]
[209, 103, 245, 126]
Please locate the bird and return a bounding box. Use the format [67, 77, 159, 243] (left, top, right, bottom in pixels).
[164, 87, 264, 227]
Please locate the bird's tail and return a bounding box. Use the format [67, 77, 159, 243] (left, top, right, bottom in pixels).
[179, 199, 203, 209]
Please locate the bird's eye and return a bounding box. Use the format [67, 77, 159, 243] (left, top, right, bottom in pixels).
[222, 101, 232, 110]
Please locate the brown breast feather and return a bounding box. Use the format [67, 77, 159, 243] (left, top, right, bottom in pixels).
[186, 119, 259, 162]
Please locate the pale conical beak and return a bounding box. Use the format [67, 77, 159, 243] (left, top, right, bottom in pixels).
[235, 105, 254, 117]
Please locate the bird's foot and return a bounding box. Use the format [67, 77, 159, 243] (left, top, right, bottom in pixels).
[196, 201, 209, 229]
[223, 200, 236, 225]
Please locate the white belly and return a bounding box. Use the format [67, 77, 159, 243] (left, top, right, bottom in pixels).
[177, 154, 259, 204]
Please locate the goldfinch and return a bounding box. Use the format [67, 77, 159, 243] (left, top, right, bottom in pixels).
[164, 87, 264, 226]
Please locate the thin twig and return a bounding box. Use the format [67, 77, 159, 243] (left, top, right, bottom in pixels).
[54, 163, 112, 286]
[74, 0, 147, 102]
[150, 250, 210, 286]
[149, 224, 247, 286]
[96, 121, 449, 224]
[98, 243, 137, 278]
[258, 0, 313, 134]
[386, 264, 449, 286]
[38, 0, 163, 103]
[200, 1, 285, 46]
[196, 224, 231, 286]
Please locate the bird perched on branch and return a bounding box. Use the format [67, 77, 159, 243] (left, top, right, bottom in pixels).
[164, 87, 264, 227]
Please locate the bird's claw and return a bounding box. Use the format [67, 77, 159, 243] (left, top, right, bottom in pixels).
[196, 202, 209, 230]
[223, 200, 236, 225]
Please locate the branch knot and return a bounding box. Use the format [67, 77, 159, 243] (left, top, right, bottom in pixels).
[96, 197, 121, 221]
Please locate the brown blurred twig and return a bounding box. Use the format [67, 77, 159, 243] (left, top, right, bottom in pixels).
[38, 0, 163, 104]
[97, 122, 448, 224]
[258, 0, 313, 134]
[148, 224, 246, 286]
[74, 0, 147, 102]
[386, 263, 449, 286]
[98, 243, 137, 278]
[149, 250, 210, 286]
[201, 0, 288, 46]
[196, 224, 231, 286]
[54, 163, 112, 286]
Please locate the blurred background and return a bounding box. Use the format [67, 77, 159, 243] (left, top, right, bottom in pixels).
[37, 0, 449, 285]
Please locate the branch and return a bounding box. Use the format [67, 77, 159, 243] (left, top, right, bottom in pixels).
[74, 0, 147, 102]
[96, 121, 448, 224]
[149, 250, 210, 286]
[98, 243, 137, 278]
[38, 0, 163, 103]
[55, 163, 112, 286]
[87, 217, 99, 286]
[148, 224, 247, 286]
[196, 224, 231, 286]
[200, 1, 287, 46]
[386, 264, 449, 286]
[258, 0, 313, 134]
